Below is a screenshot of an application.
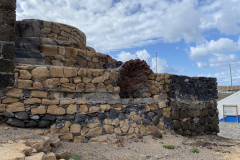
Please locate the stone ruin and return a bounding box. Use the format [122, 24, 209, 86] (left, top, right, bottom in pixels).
[0, 0, 219, 142]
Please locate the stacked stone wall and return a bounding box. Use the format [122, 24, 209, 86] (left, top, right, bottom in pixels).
[0, 64, 171, 142]
[0, 0, 16, 89]
[15, 19, 121, 69]
[168, 75, 219, 135]
[0, 0, 219, 142]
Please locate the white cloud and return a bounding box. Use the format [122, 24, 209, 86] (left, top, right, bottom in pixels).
[16, 0, 204, 52]
[196, 62, 207, 68]
[189, 38, 240, 68]
[189, 38, 240, 60]
[115, 51, 137, 62]
[136, 49, 151, 62]
[151, 57, 176, 73]
[199, 0, 240, 35]
[115, 49, 150, 62]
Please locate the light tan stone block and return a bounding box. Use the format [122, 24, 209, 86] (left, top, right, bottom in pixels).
[59, 133, 73, 141]
[76, 83, 84, 91]
[85, 127, 103, 137]
[150, 103, 158, 111]
[66, 47, 78, 58]
[64, 68, 77, 78]
[6, 102, 25, 112]
[61, 83, 76, 90]
[79, 105, 88, 114]
[33, 81, 43, 89]
[112, 103, 122, 111]
[18, 80, 33, 88]
[60, 100, 75, 106]
[92, 70, 99, 77]
[158, 122, 164, 130]
[42, 99, 59, 105]
[25, 152, 45, 160]
[44, 78, 60, 89]
[60, 78, 69, 83]
[113, 87, 120, 93]
[128, 127, 135, 134]
[59, 121, 71, 133]
[100, 104, 110, 112]
[78, 68, 87, 77]
[158, 102, 167, 108]
[24, 98, 41, 104]
[81, 127, 89, 136]
[163, 108, 171, 116]
[67, 104, 77, 114]
[47, 105, 65, 115]
[104, 119, 112, 125]
[85, 83, 96, 92]
[112, 118, 119, 126]
[59, 46, 65, 56]
[145, 104, 150, 112]
[52, 25, 60, 34]
[31, 105, 46, 115]
[121, 124, 129, 133]
[70, 124, 81, 133]
[109, 72, 117, 80]
[149, 85, 159, 95]
[31, 91, 48, 98]
[106, 85, 114, 92]
[88, 122, 99, 129]
[1, 97, 19, 104]
[82, 77, 92, 83]
[74, 136, 85, 143]
[131, 115, 140, 121]
[73, 77, 81, 83]
[44, 152, 56, 160]
[103, 125, 114, 133]
[19, 70, 32, 80]
[31, 67, 49, 80]
[89, 106, 100, 113]
[41, 45, 58, 57]
[92, 72, 109, 83]
[0, 104, 6, 112]
[97, 83, 106, 91]
[50, 66, 64, 78]
[114, 127, 121, 134]
[15, 65, 33, 70]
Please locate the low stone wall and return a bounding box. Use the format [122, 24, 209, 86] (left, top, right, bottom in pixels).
[0, 64, 170, 142]
[15, 19, 121, 69]
[0, 63, 219, 142]
[0, 0, 16, 89]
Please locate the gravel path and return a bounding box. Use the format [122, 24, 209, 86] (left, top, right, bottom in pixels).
[218, 122, 240, 140]
[1, 123, 240, 160]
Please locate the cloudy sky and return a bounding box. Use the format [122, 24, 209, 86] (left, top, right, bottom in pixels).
[16, 0, 240, 86]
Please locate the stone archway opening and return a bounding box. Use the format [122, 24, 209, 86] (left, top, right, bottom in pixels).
[117, 59, 153, 98]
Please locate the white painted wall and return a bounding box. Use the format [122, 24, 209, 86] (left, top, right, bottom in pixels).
[217, 91, 240, 120]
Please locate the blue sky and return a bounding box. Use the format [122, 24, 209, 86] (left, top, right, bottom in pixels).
[16, 0, 240, 86]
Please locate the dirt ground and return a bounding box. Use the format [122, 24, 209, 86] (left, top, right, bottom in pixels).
[1, 122, 240, 160]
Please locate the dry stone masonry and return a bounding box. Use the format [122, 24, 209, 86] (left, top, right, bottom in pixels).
[0, 0, 16, 90]
[0, 0, 219, 143]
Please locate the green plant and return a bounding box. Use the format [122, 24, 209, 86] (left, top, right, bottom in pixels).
[192, 146, 199, 153]
[163, 144, 175, 149]
[65, 155, 84, 160]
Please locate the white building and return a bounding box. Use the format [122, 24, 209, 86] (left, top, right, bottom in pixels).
[217, 91, 240, 123]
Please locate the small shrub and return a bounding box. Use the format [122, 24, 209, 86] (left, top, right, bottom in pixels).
[163, 144, 175, 149]
[192, 146, 199, 153]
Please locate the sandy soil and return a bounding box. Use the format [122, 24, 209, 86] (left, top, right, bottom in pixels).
[0, 122, 240, 160]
